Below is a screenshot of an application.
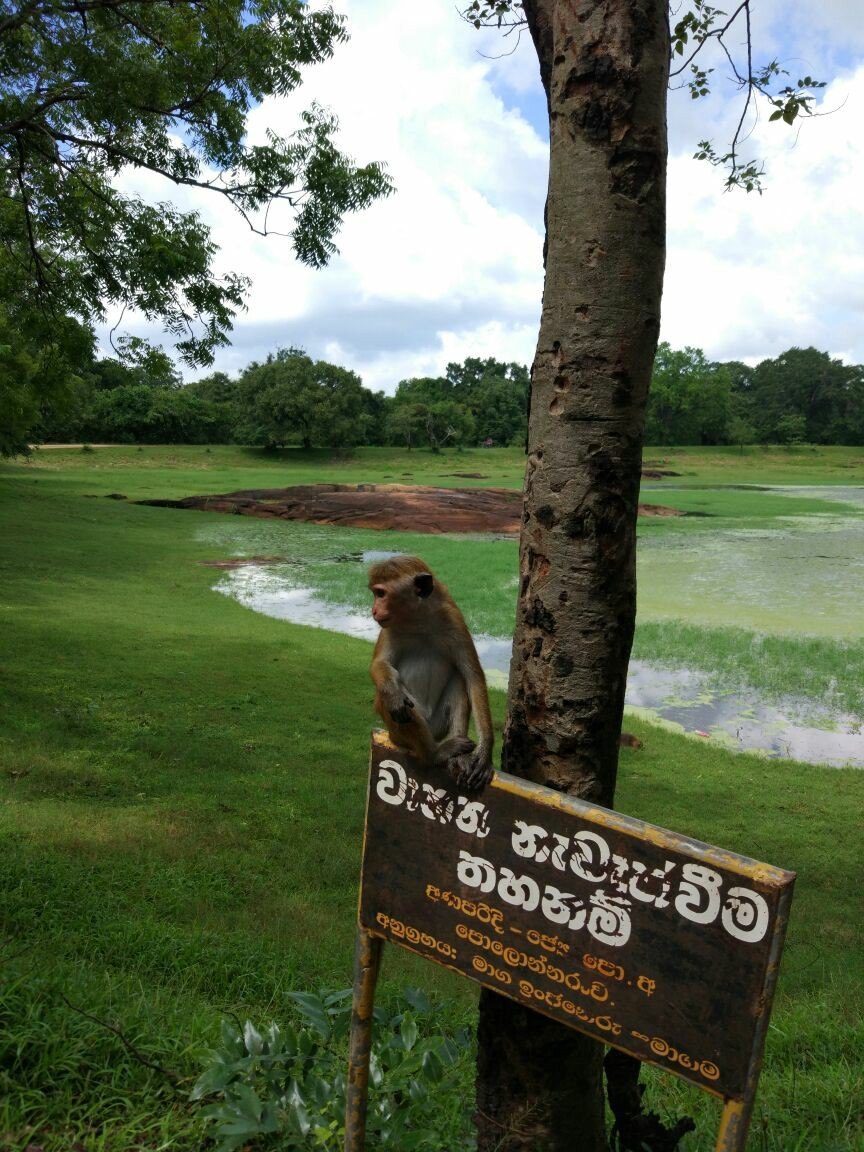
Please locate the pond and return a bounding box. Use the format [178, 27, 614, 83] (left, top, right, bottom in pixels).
[195, 485, 863, 768]
[634, 485, 864, 637]
[215, 562, 863, 769]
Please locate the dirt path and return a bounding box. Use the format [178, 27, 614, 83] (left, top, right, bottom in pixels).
[136, 483, 685, 535]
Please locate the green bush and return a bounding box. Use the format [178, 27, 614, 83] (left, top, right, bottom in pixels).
[191, 988, 474, 1151]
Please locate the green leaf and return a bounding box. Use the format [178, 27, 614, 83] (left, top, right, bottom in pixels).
[408, 1077, 427, 1104]
[402, 987, 432, 1014]
[287, 991, 331, 1039]
[398, 1129, 439, 1150]
[324, 988, 353, 1008]
[400, 1014, 419, 1052]
[421, 1049, 444, 1083]
[190, 1061, 237, 1100]
[243, 1020, 264, 1055]
[230, 1081, 264, 1122]
[220, 1019, 242, 1049]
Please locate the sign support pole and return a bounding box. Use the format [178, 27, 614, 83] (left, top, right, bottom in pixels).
[715, 1098, 751, 1152]
[345, 926, 383, 1152]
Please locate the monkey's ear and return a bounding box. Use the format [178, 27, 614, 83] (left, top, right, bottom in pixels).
[414, 572, 434, 598]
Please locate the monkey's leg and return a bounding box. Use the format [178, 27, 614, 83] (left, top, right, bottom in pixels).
[436, 677, 493, 791]
[432, 679, 475, 767]
[376, 693, 444, 766]
[372, 655, 440, 763]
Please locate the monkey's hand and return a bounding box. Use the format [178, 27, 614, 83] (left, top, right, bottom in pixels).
[451, 747, 494, 792]
[381, 683, 416, 725]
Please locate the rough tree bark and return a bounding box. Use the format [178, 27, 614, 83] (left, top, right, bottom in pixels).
[474, 2, 669, 1150]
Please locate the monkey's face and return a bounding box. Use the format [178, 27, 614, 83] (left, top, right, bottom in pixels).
[370, 571, 434, 628]
[370, 583, 397, 627]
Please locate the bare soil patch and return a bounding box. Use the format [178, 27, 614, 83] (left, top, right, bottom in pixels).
[137, 483, 685, 535]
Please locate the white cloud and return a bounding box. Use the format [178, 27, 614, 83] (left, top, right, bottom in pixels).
[663, 65, 864, 364]
[102, 3, 863, 384]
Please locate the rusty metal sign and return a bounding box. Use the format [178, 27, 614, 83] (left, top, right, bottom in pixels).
[346, 732, 795, 1152]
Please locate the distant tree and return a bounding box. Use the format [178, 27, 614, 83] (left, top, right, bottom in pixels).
[474, 375, 528, 445]
[839, 373, 864, 445]
[184, 371, 240, 441]
[185, 372, 236, 407]
[0, 0, 392, 453]
[723, 360, 755, 393]
[385, 402, 427, 451]
[359, 387, 389, 446]
[445, 356, 530, 401]
[89, 358, 139, 393]
[645, 343, 732, 444]
[79, 384, 152, 443]
[0, 304, 92, 454]
[747, 347, 863, 444]
[725, 414, 759, 452]
[78, 383, 228, 443]
[775, 412, 808, 445]
[147, 388, 227, 443]
[392, 376, 476, 450]
[236, 348, 368, 449]
[424, 401, 475, 453]
[393, 376, 455, 406]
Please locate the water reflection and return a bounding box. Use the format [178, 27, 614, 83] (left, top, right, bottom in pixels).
[216, 566, 863, 769]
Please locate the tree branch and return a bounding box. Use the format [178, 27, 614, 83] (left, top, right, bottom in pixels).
[13, 134, 49, 289]
[0, 85, 89, 135]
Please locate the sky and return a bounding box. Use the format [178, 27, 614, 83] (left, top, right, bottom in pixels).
[109, 1, 864, 391]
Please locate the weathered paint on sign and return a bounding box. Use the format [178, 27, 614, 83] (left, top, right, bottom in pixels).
[358, 732, 795, 1103]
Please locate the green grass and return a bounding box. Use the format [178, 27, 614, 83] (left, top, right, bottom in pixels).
[631, 621, 864, 719]
[12, 443, 528, 499]
[641, 444, 864, 487]
[1, 450, 863, 1150]
[13, 441, 864, 499]
[638, 485, 863, 521]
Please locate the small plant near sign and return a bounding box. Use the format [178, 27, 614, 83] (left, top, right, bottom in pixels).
[191, 987, 473, 1151]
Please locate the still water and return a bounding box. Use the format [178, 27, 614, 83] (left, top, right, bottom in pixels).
[635, 486, 864, 637]
[216, 562, 863, 769]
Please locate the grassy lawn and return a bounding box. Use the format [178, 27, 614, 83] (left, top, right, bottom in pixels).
[15, 441, 864, 498]
[1, 448, 862, 1151]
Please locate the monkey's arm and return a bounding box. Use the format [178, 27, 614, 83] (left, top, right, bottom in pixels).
[370, 637, 444, 763]
[370, 639, 414, 723]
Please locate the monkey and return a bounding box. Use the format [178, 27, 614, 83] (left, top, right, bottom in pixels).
[368, 555, 494, 790]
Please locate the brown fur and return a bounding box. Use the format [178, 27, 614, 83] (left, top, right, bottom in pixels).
[368, 556, 494, 790]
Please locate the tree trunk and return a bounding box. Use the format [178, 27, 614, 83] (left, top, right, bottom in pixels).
[475, 2, 669, 1150]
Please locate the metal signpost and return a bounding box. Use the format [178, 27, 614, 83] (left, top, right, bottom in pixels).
[346, 732, 795, 1152]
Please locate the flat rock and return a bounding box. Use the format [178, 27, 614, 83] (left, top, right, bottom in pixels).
[137, 483, 685, 535]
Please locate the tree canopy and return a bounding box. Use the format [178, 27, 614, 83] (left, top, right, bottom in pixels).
[645, 343, 864, 446]
[34, 342, 864, 450]
[0, 0, 392, 453]
[234, 347, 374, 450]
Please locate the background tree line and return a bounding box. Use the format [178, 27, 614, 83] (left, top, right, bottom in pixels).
[30, 341, 864, 450]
